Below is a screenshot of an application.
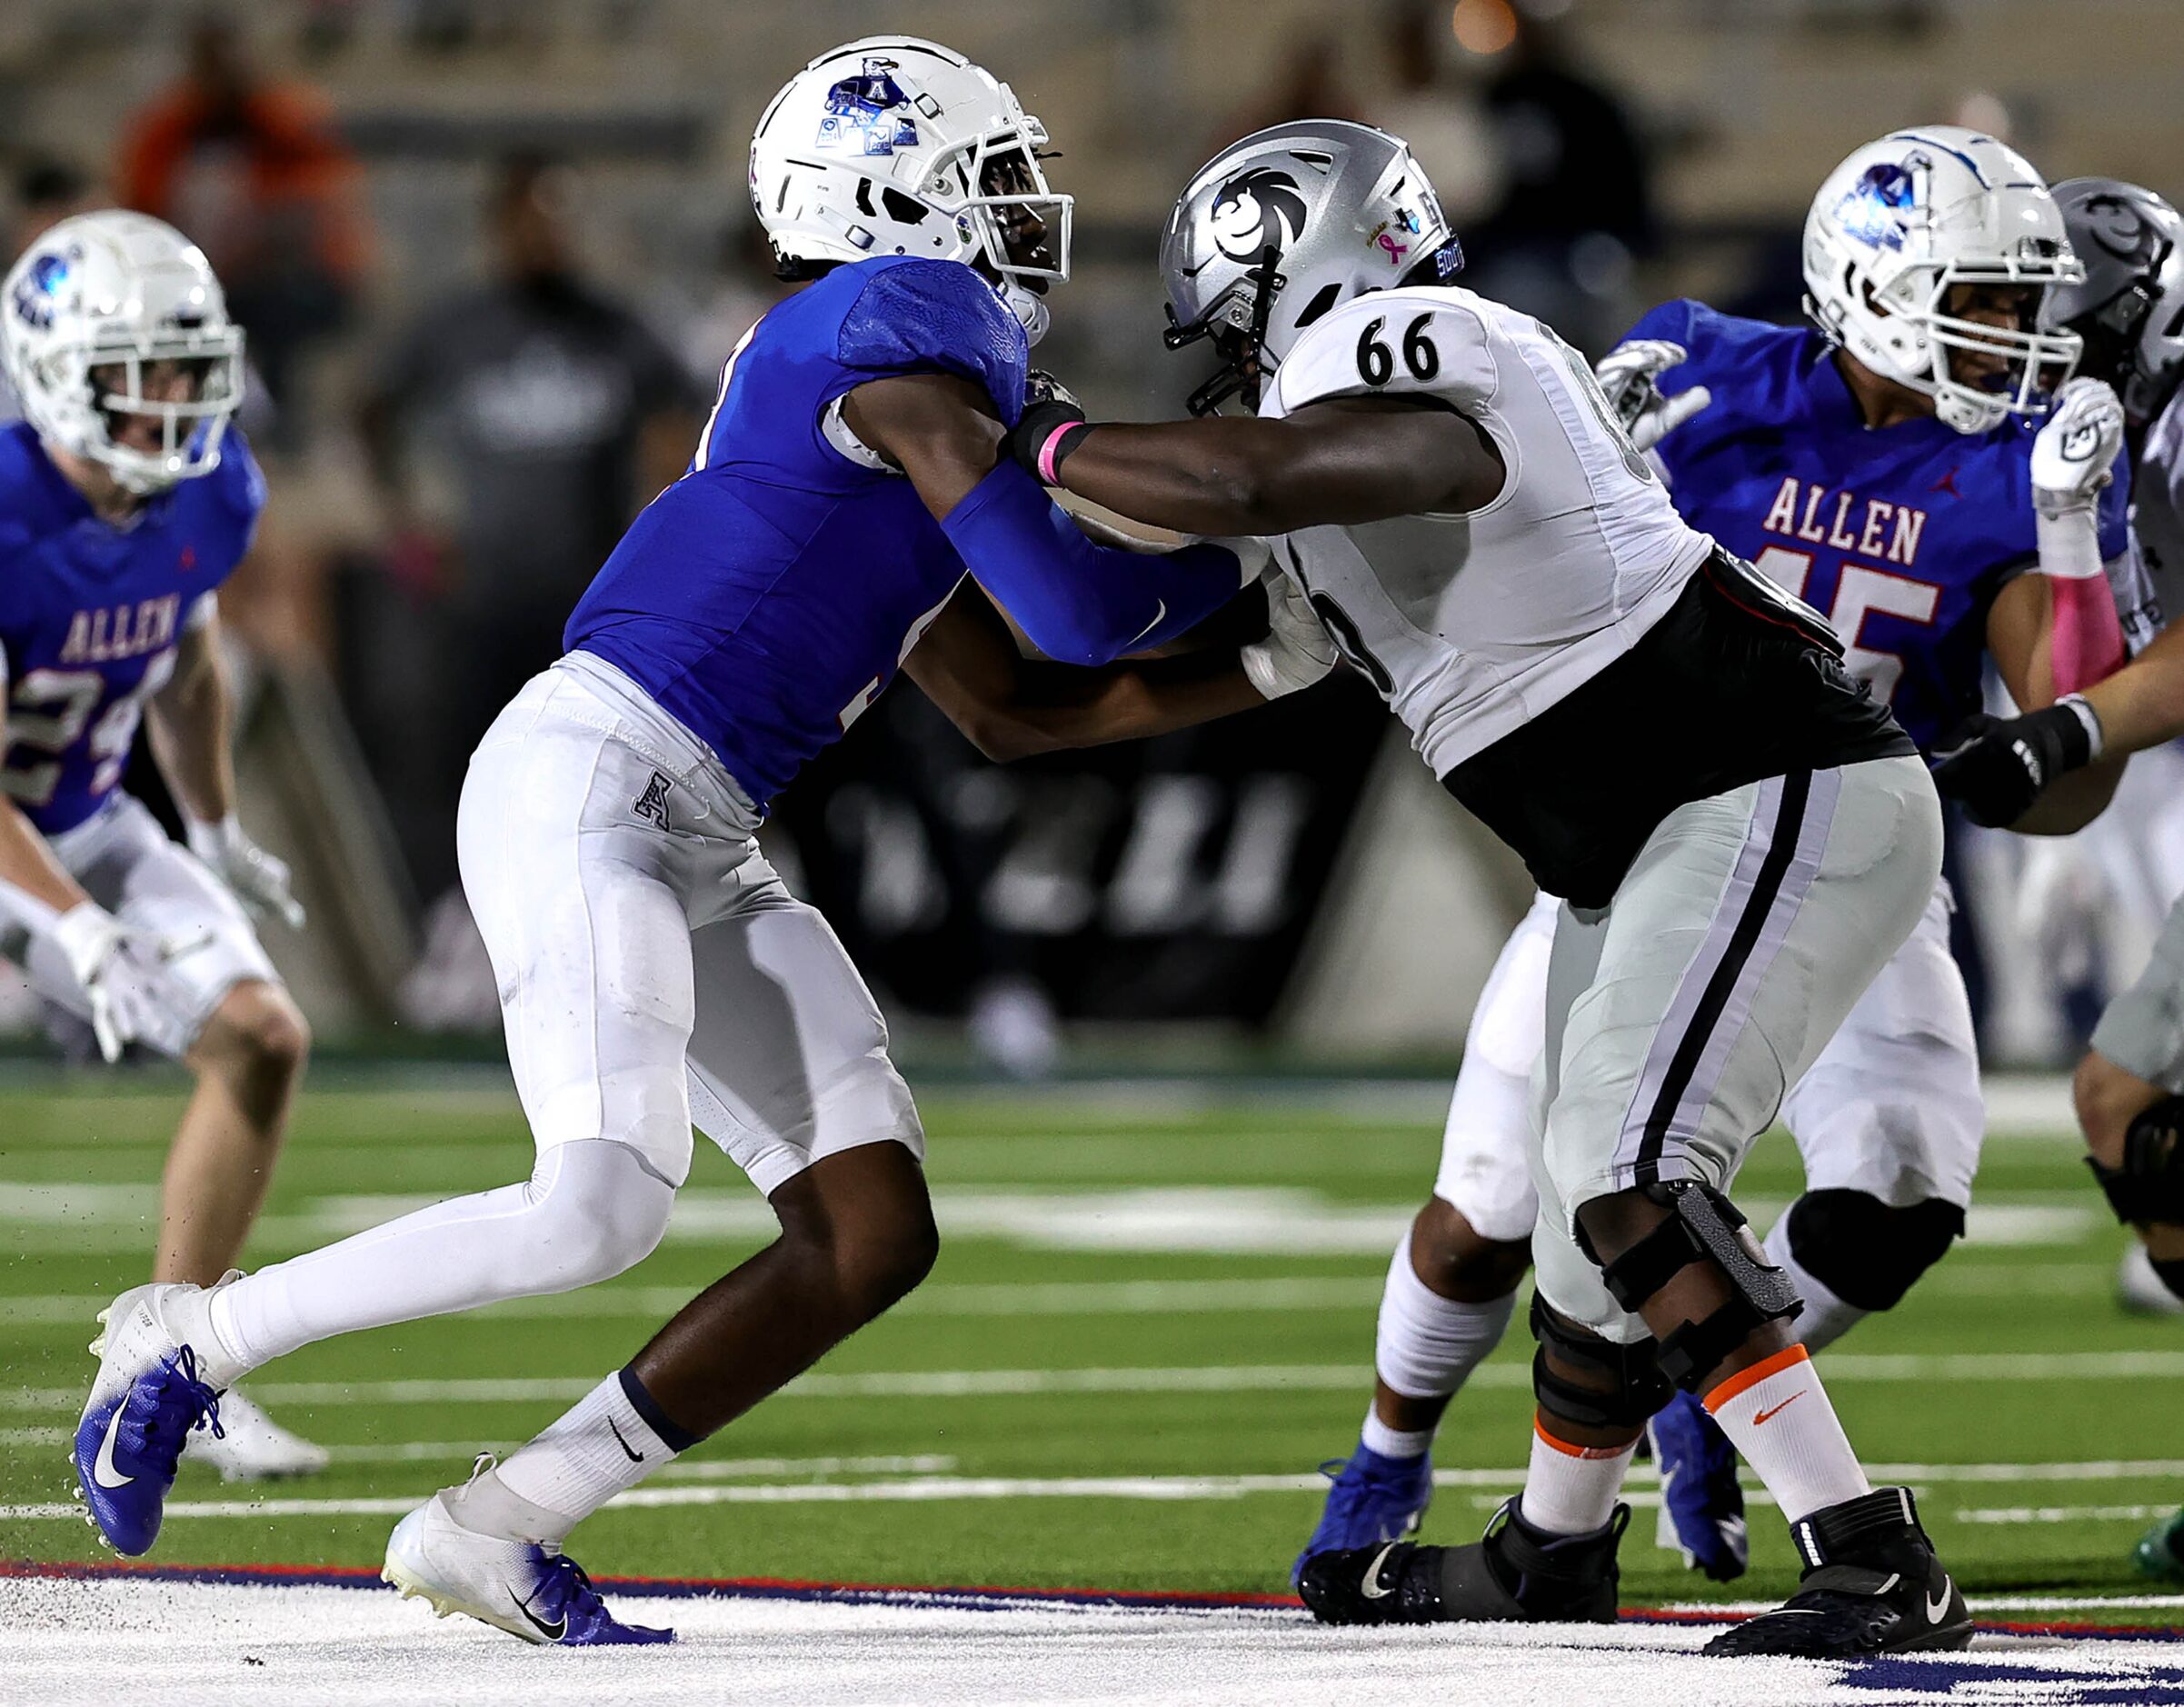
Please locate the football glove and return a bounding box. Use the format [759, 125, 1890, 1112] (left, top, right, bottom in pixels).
[1594, 339, 1712, 453]
[1240, 564, 1338, 699]
[51, 904, 193, 1063]
[187, 814, 306, 929]
[1930, 698, 2099, 827]
[2031, 378, 2125, 522]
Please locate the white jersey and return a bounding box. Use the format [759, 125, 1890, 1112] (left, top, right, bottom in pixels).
[1260, 284, 1716, 776]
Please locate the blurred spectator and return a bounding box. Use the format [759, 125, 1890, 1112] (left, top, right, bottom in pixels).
[0, 159, 104, 424]
[1210, 32, 1364, 156]
[1460, 2, 1655, 350]
[673, 219, 795, 395]
[1370, 3, 1502, 225]
[117, 13, 371, 414]
[359, 152, 701, 906]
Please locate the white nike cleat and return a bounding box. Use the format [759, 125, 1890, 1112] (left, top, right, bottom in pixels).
[72, 1282, 226, 1555]
[186, 1388, 329, 1482]
[383, 1483, 673, 1646]
[2119, 1243, 2184, 1316]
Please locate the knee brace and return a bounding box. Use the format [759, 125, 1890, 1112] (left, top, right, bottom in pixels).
[1783, 1190, 1964, 1312]
[1590, 1183, 1802, 1391]
[1528, 1294, 1674, 1431]
[2088, 1095, 2184, 1224]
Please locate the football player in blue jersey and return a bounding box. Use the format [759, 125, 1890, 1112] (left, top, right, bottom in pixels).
[64, 38, 1303, 1642]
[0, 212, 323, 1483]
[1256, 127, 2147, 1594]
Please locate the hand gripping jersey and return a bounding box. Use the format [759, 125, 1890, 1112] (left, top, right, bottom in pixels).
[1631, 299, 2140, 747]
[1262, 285, 1910, 906]
[0, 423, 262, 834]
[571, 255, 1042, 812]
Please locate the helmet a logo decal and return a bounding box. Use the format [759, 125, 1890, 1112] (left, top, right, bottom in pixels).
[816, 57, 919, 157]
[1835, 159, 1922, 251]
[1211, 167, 1308, 263]
[11, 249, 73, 330]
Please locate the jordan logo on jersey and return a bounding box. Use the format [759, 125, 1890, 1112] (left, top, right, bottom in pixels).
[56, 594, 182, 664]
[1760, 477, 1928, 566]
[633, 771, 673, 832]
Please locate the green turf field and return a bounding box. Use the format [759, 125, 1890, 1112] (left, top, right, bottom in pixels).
[2, 1072, 2177, 1620]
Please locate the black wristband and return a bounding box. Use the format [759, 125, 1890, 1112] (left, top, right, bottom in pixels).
[1009, 397, 1090, 484]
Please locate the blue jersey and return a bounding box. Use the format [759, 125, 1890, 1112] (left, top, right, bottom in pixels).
[1631, 300, 2132, 751]
[567, 255, 1029, 810]
[0, 424, 263, 834]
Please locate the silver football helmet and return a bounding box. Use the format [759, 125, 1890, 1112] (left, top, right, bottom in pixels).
[2042, 178, 2184, 426]
[1161, 121, 1462, 414]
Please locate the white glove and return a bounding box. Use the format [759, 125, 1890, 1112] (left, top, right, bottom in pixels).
[52, 904, 185, 1063]
[2032, 377, 2126, 521]
[1240, 565, 1338, 700]
[1594, 339, 1712, 452]
[187, 815, 305, 929]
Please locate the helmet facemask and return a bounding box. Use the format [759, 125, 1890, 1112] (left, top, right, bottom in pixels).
[1162, 249, 1284, 415]
[1912, 267, 2080, 433]
[30, 319, 244, 495]
[954, 127, 1072, 344]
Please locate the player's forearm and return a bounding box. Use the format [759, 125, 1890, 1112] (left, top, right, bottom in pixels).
[990, 654, 1268, 757]
[2079, 624, 2184, 756]
[147, 667, 237, 825]
[1042, 418, 1308, 536]
[0, 798, 89, 916]
[940, 464, 1251, 667]
[2010, 752, 2126, 835]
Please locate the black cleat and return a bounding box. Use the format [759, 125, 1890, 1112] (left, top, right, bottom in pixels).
[1297, 1497, 1626, 1627]
[1704, 1487, 1972, 1658]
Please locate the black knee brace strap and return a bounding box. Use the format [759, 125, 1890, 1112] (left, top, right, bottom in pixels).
[2088, 1095, 2184, 1224]
[1786, 1190, 1965, 1313]
[1595, 1183, 1803, 1391]
[1528, 1293, 1675, 1431]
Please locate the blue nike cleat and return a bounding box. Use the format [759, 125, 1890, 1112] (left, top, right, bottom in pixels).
[1293, 1444, 1434, 1587]
[384, 1489, 674, 1646]
[1648, 1389, 1749, 1582]
[73, 1283, 225, 1556]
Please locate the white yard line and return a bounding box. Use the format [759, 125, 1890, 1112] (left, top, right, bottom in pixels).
[12, 1350, 2184, 1413]
[1959, 1503, 2177, 1525]
[6, 1462, 2183, 1525]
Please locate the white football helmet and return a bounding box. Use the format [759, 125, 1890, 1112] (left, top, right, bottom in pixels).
[2, 210, 244, 494]
[1162, 120, 1462, 414]
[749, 36, 1071, 344]
[1803, 126, 2083, 434]
[2043, 178, 2184, 426]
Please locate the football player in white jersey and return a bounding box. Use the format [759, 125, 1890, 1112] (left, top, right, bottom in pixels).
[1932, 176, 2184, 1582]
[1014, 120, 1964, 1658]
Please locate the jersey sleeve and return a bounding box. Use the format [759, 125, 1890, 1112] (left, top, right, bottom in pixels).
[833, 259, 1030, 427]
[1265, 293, 1499, 417]
[209, 430, 268, 571]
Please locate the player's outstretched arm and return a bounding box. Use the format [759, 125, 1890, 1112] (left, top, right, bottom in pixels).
[147, 612, 304, 928]
[841, 374, 1253, 668]
[1935, 572, 2126, 833]
[1936, 616, 2184, 827]
[1003, 394, 1505, 537]
[903, 578, 1279, 762]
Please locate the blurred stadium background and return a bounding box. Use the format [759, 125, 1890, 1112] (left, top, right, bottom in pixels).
[0, 0, 2178, 1073]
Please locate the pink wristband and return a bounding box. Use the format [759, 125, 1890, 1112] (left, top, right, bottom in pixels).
[1036, 421, 1083, 486]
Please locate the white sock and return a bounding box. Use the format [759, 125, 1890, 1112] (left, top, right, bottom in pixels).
[1360, 1407, 1434, 1461]
[1517, 1415, 1635, 1535]
[1372, 1234, 1519, 1413]
[1704, 1344, 1870, 1524]
[205, 1142, 671, 1376]
[457, 1370, 691, 1544]
[1764, 1217, 1868, 1353]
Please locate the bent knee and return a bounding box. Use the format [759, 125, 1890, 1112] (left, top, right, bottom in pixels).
[203, 982, 312, 1079]
[1788, 1189, 1962, 1312]
[776, 1143, 939, 1320]
[530, 1143, 674, 1289]
[2076, 1051, 2162, 1167]
[1413, 1196, 1531, 1301]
